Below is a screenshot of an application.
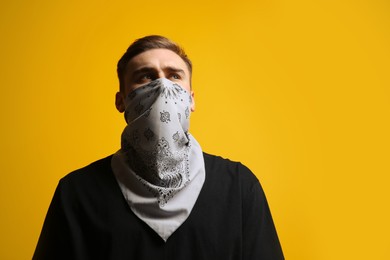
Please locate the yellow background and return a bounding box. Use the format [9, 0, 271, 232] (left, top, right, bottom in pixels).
[1, 0, 389, 259]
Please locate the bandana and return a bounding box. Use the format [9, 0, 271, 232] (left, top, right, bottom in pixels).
[111, 78, 205, 241]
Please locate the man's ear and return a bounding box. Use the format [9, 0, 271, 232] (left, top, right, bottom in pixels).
[190, 91, 195, 112]
[115, 92, 125, 113]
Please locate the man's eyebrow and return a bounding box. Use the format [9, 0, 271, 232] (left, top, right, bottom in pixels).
[164, 66, 185, 74]
[130, 66, 186, 78]
[130, 67, 156, 77]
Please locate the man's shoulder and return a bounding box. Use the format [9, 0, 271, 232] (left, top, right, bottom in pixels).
[202, 152, 259, 185]
[60, 155, 114, 186]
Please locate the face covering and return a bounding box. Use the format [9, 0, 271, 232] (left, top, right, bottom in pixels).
[111, 78, 205, 241]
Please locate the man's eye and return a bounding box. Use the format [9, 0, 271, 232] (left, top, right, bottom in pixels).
[134, 74, 154, 84]
[137, 74, 153, 82]
[142, 74, 152, 79]
[171, 74, 180, 80]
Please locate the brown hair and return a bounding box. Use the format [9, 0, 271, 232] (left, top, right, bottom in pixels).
[117, 35, 192, 92]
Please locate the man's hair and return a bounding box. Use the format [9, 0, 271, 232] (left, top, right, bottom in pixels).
[117, 35, 192, 92]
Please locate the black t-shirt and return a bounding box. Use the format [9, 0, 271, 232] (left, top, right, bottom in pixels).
[34, 153, 284, 259]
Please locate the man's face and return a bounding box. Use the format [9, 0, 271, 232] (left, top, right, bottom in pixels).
[115, 48, 194, 113]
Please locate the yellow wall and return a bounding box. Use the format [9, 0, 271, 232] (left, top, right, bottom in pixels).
[1, 0, 389, 259]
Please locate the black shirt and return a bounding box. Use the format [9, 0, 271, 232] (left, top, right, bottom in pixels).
[34, 153, 284, 259]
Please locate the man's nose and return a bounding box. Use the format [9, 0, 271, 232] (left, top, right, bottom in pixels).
[156, 71, 166, 79]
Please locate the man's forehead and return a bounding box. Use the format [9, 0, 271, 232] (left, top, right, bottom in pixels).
[126, 48, 188, 73]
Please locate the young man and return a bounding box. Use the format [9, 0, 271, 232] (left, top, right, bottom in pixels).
[34, 35, 284, 259]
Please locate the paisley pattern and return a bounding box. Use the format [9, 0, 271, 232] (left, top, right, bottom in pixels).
[160, 111, 171, 123]
[111, 78, 205, 241]
[120, 78, 192, 206]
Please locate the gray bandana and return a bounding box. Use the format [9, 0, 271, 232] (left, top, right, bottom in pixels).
[111, 78, 205, 241]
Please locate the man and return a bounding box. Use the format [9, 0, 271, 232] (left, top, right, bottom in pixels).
[34, 35, 284, 259]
